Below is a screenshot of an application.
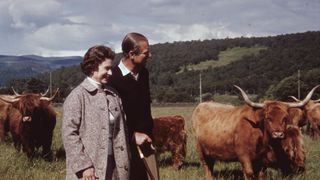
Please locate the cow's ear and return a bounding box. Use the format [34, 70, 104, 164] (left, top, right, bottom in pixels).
[11, 101, 20, 109]
[40, 100, 51, 107]
[244, 108, 263, 125]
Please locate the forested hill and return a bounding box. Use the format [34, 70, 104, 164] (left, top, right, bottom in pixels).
[2, 31, 320, 103]
[0, 55, 81, 86]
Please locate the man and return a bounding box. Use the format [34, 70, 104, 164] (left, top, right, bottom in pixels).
[109, 32, 156, 180]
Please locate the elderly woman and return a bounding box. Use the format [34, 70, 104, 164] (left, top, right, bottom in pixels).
[62, 45, 130, 180]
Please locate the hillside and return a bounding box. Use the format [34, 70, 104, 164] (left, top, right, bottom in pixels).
[0, 55, 81, 86]
[176, 46, 267, 73]
[1, 31, 319, 103]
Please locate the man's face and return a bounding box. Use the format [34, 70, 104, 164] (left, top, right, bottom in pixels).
[91, 58, 112, 84]
[132, 40, 151, 67]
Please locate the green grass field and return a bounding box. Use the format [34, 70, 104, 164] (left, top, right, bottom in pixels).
[177, 46, 267, 73]
[0, 104, 319, 180]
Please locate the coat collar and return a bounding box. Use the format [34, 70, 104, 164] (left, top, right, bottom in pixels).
[80, 78, 119, 96]
[81, 78, 98, 92]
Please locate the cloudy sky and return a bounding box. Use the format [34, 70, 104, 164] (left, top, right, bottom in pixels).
[0, 0, 319, 57]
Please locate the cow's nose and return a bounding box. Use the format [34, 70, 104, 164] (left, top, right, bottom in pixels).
[22, 116, 32, 122]
[272, 131, 284, 138]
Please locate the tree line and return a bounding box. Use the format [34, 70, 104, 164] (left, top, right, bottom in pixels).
[1, 31, 319, 103]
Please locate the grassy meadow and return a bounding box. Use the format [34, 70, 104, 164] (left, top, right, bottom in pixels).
[1, 103, 320, 180]
[177, 46, 267, 73]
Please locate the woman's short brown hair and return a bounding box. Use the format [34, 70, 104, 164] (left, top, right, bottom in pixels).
[80, 45, 115, 76]
[121, 32, 148, 57]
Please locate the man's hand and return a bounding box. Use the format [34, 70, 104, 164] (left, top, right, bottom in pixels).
[82, 167, 96, 180]
[134, 132, 152, 145]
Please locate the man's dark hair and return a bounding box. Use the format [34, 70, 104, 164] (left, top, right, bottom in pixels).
[121, 32, 148, 57]
[80, 45, 115, 76]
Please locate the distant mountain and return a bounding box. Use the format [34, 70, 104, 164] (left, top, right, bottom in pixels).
[0, 55, 81, 86]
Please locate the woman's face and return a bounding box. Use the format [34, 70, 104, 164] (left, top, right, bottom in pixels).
[91, 58, 112, 84]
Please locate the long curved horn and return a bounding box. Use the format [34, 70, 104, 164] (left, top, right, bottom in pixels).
[40, 88, 59, 101]
[11, 87, 22, 96]
[0, 95, 20, 103]
[288, 96, 300, 102]
[234, 85, 264, 108]
[40, 88, 49, 97]
[286, 85, 320, 108]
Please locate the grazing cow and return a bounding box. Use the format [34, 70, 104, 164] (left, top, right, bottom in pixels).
[0, 89, 58, 160]
[289, 96, 320, 139]
[192, 85, 318, 180]
[153, 115, 187, 169]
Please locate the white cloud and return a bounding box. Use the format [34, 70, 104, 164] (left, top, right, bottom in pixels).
[8, 0, 62, 29]
[152, 23, 241, 42]
[0, 0, 318, 56]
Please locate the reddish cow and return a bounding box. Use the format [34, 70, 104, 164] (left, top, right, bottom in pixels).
[0, 89, 58, 160]
[192, 85, 318, 180]
[290, 96, 320, 139]
[153, 115, 187, 169]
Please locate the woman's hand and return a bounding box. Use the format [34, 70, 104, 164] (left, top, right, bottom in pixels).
[82, 167, 96, 180]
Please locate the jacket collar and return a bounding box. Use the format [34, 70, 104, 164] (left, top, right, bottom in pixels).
[81, 78, 98, 92]
[81, 78, 118, 96]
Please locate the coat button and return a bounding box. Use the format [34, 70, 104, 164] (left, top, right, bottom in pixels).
[120, 146, 124, 151]
[124, 165, 128, 171]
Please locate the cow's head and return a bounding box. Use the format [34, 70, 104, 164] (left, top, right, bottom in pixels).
[235, 85, 319, 139]
[0, 88, 58, 122]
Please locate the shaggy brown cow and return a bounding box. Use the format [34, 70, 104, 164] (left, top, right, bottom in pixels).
[153, 115, 187, 169]
[0, 89, 49, 140]
[0, 89, 58, 160]
[290, 96, 320, 139]
[192, 85, 318, 180]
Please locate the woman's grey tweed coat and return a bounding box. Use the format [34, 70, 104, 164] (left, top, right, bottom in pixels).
[62, 78, 130, 180]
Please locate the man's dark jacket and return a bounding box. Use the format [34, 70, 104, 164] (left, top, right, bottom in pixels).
[108, 65, 154, 180]
[108, 66, 153, 140]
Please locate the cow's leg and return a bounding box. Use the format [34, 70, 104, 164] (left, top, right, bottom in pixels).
[306, 122, 311, 136]
[204, 156, 215, 180]
[23, 144, 34, 159]
[253, 160, 265, 180]
[171, 143, 185, 169]
[11, 133, 21, 152]
[10, 123, 21, 151]
[0, 121, 7, 141]
[41, 131, 54, 161]
[257, 168, 266, 180]
[310, 122, 320, 139]
[21, 135, 34, 159]
[196, 141, 214, 179]
[0, 123, 5, 140]
[239, 157, 254, 180]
